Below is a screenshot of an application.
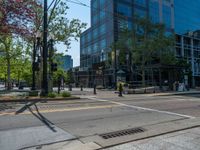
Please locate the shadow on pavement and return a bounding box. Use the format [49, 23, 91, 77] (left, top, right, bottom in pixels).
[15, 101, 38, 114]
[28, 104, 57, 132]
[15, 101, 57, 132]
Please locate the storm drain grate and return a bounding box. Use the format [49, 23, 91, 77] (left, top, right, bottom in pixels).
[100, 127, 145, 139]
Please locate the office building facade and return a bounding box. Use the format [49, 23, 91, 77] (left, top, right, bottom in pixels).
[80, 0, 200, 87]
[174, 0, 200, 86]
[59, 55, 73, 71]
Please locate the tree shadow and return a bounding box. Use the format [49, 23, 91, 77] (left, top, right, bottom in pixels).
[28, 104, 57, 132]
[15, 101, 57, 132]
[15, 101, 38, 114]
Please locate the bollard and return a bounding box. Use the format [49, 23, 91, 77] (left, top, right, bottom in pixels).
[94, 84, 96, 95]
[70, 84, 72, 91]
[118, 83, 123, 97]
[68, 84, 72, 91]
[81, 85, 83, 91]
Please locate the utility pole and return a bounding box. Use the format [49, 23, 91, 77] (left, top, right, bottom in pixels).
[48, 37, 54, 92]
[41, 0, 48, 96]
[31, 40, 36, 90]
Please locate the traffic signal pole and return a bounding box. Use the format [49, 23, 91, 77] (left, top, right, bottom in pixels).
[41, 0, 48, 96]
[31, 40, 36, 90]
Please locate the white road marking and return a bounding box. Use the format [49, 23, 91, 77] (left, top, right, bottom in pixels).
[89, 97, 195, 119]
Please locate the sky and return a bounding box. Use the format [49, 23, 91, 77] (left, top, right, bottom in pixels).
[55, 0, 91, 67]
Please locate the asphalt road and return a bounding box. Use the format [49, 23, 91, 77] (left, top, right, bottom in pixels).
[0, 91, 200, 149]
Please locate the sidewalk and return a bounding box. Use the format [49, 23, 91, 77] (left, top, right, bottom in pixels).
[104, 127, 200, 150]
[150, 89, 200, 96]
[27, 126, 200, 150]
[26, 117, 200, 150]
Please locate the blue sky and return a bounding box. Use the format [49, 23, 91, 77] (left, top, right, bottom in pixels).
[55, 0, 91, 67]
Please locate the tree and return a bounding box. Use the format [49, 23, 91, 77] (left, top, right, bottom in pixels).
[0, 1, 86, 91]
[66, 69, 74, 84]
[0, 0, 41, 90]
[0, 36, 32, 89]
[0, 0, 41, 37]
[115, 17, 176, 86]
[53, 69, 67, 82]
[47, 1, 87, 49]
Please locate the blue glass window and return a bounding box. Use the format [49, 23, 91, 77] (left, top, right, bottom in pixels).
[118, 19, 132, 30]
[100, 0, 105, 7]
[149, 0, 159, 23]
[123, 0, 132, 4]
[100, 11, 106, 20]
[100, 39, 106, 49]
[163, 5, 171, 28]
[100, 24, 106, 35]
[93, 42, 98, 52]
[174, 0, 200, 35]
[81, 35, 85, 45]
[93, 0, 98, 9]
[117, 3, 132, 17]
[135, 0, 146, 7]
[92, 14, 98, 24]
[88, 32, 92, 42]
[135, 8, 146, 18]
[93, 28, 98, 39]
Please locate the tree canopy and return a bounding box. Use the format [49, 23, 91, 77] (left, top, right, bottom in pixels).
[0, 1, 86, 90]
[0, 0, 41, 37]
[113, 17, 177, 86]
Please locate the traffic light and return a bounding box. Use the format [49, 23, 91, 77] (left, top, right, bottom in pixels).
[51, 63, 57, 72]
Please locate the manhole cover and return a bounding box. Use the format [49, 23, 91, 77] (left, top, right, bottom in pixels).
[100, 127, 145, 139]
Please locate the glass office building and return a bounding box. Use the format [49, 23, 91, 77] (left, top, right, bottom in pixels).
[80, 0, 174, 69]
[80, 0, 200, 86]
[80, 0, 114, 71]
[80, 0, 174, 86]
[174, 0, 200, 86]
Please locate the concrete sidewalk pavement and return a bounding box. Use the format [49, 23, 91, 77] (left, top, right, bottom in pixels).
[104, 127, 200, 150]
[0, 125, 76, 150]
[26, 117, 200, 150]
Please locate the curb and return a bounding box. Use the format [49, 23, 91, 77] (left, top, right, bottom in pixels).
[0, 97, 81, 103]
[154, 91, 200, 96]
[98, 125, 200, 150]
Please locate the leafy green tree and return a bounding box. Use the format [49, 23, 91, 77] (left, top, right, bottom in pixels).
[53, 68, 67, 86]
[0, 1, 86, 91]
[0, 37, 32, 89]
[31, 1, 87, 49]
[0, 37, 22, 89]
[115, 17, 176, 86]
[31, 1, 86, 91]
[66, 69, 74, 84]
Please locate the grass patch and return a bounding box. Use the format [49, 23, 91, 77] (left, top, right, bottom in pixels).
[47, 92, 57, 98]
[28, 91, 39, 97]
[61, 91, 71, 97]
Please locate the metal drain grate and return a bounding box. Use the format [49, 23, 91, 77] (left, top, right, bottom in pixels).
[100, 127, 145, 139]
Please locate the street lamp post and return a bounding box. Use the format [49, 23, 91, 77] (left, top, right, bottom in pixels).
[41, 0, 48, 96]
